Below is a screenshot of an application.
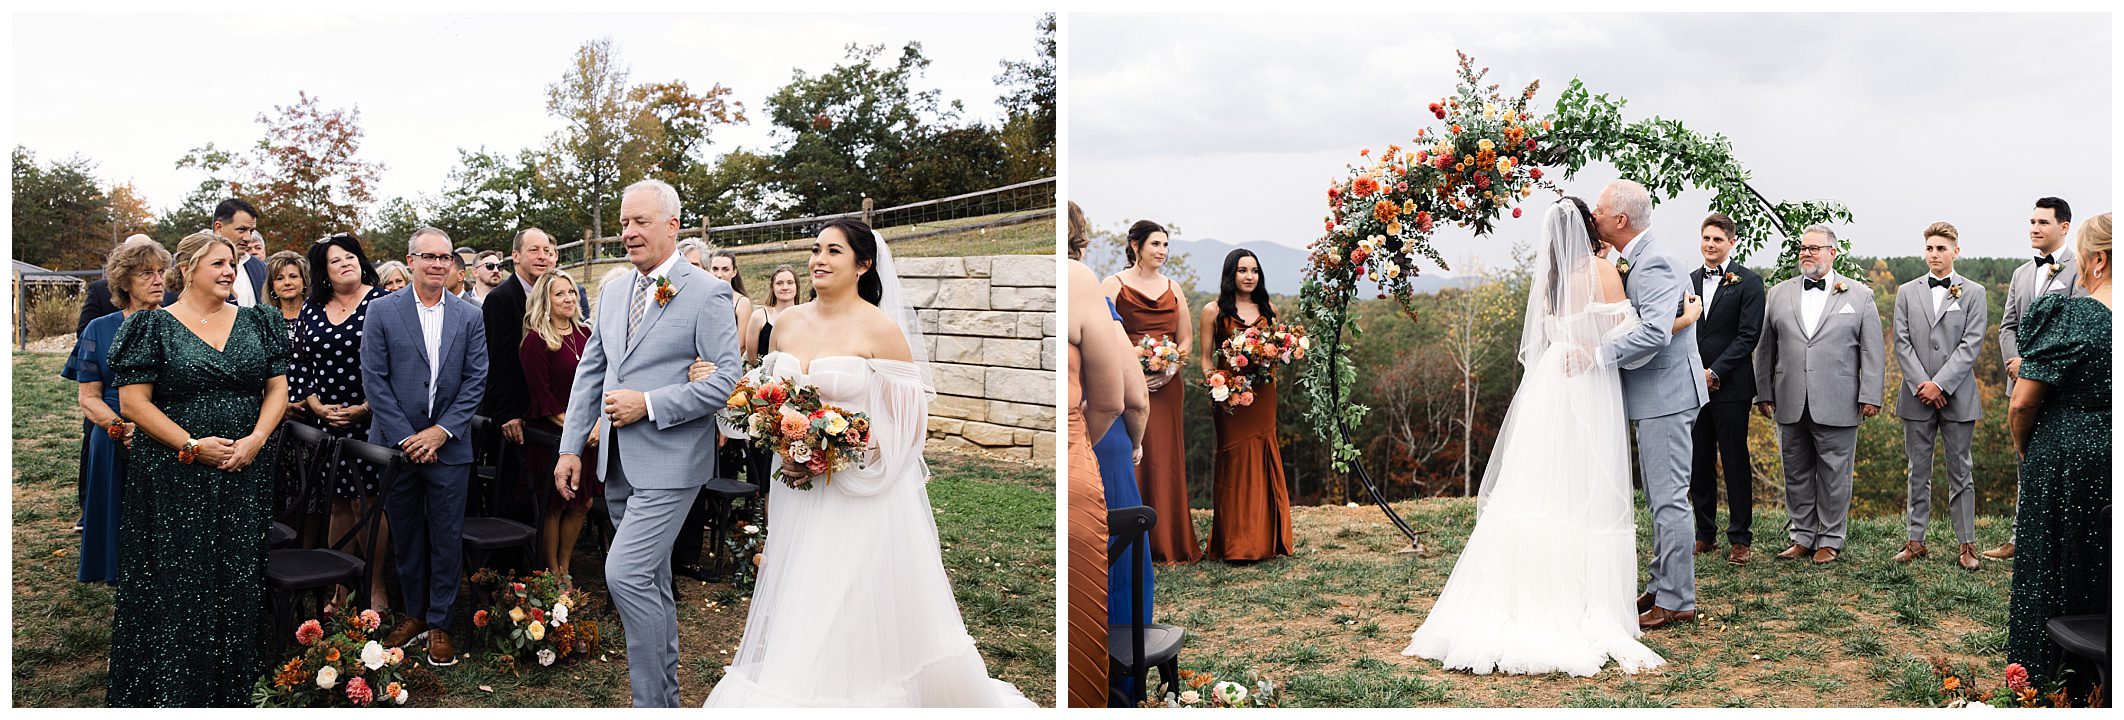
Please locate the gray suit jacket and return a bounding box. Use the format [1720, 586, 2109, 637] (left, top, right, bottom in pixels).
[360, 289, 489, 466]
[1892, 275, 1986, 423]
[2000, 253, 2084, 362]
[1604, 230, 1709, 420]
[1754, 274, 1885, 428]
[558, 259, 742, 490]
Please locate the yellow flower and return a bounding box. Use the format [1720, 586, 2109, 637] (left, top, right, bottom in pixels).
[526, 621, 546, 641]
[1386, 222, 1401, 236]
[1496, 157, 1515, 174]
[509, 606, 527, 624]
[1477, 138, 1495, 153]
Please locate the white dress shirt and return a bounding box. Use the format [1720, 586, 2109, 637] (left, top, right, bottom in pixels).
[1800, 271, 1836, 337]
[631, 250, 688, 424]
[415, 291, 448, 416]
[1700, 262, 1725, 312]
[233, 259, 257, 307]
[1929, 271, 1955, 318]
[2035, 249, 2070, 295]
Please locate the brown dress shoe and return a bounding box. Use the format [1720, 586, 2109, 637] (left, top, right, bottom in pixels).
[1981, 542, 2015, 560]
[1812, 547, 1840, 564]
[426, 628, 457, 666]
[1694, 540, 1716, 555]
[381, 618, 429, 649]
[1636, 592, 1657, 614]
[1727, 544, 1752, 565]
[1958, 543, 1981, 571]
[1893, 540, 1928, 563]
[1775, 544, 1812, 560]
[1639, 606, 1699, 630]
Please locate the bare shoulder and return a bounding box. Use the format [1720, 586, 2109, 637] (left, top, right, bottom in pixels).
[1592, 258, 1626, 302]
[863, 304, 914, 361]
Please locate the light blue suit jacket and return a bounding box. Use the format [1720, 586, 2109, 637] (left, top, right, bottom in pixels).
[1603, 230, 1710, 420]
[558, 259, 742, 489]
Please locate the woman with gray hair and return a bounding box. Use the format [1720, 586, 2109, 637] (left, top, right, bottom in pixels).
[374, 260, 411, 293]
[64, 239, 172, 584]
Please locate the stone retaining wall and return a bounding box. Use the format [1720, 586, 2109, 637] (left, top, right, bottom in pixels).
[898, 255, 1056, 465]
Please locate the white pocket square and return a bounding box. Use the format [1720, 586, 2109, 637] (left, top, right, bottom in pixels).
[1838, 305, 1855, 314]
[1946, 301, 1963, 312]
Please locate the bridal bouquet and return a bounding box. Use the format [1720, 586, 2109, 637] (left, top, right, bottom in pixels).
[1217, 322, 1311, 382]
[252, 608, 430, 707]
[466, 569, 601, 670]
[723, 373, 871, 490]
[1204, 368, 1256, 412]
[1136, 335, 1184, 378]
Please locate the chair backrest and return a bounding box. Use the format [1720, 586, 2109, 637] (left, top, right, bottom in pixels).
[275, 420, 338, 527]
[330, 437, 405, 561]
[1106, 505, 1156, 570]
[1106, 504, 1159, 697]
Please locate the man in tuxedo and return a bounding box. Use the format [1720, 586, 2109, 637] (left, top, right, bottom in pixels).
[367, 227, 490, 666]
[481, 227, 558, 534]
[1688, 213, 1765, 565]
[1892, 222, 1988, 571]
[1755, 225, 1885, 565]
[1987, 196, 2081, 560]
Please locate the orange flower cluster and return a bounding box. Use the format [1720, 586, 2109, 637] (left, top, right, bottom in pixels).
[273, 657, 308, 690]
[1372, 199, 1400, 225]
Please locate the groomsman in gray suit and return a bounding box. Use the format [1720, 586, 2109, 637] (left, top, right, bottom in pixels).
[1891, 222, 1988, 571]
[1754, 225, 1884, 565]
[1587, 180, 1710, 631]
[1986, 196, 2081, 560]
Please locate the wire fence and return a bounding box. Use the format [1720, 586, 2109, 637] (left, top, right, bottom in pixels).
[553, 177, 1054, 268]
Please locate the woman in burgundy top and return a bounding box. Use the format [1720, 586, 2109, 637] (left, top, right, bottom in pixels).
[518, 269, 598, 585]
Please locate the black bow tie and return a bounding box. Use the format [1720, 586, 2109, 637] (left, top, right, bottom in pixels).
[2034, 255, 2056, 267]
[1928, 276, 1952, 289]
[1703, 266, 1723, 277]
[1803, 278, 1827, 291]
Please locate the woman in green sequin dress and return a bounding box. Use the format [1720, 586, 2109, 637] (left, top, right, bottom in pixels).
[105, 232, 290, 707]
[2005, 212, 2112, 696]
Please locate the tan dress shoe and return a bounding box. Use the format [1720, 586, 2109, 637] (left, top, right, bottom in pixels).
[1638, 606, 1699, 630]
[1727, 544, 1752, 565]
[1812, 547, 1840, 564]
[1958, 543, 1981, 571]
[426, 628, 457, 666]
[1892, 540, 1928, 563]
[1694, 540, 1716, 555]
[1776, 544, 1812, 560]
[1981, 542, 2015, 559]
[381, 618, 429, 649]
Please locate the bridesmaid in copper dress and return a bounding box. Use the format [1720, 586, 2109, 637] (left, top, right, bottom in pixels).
[1069, 246, 1135, 708]
[1104, 220, 1202, 564]
[1197, 249, 1294, 562]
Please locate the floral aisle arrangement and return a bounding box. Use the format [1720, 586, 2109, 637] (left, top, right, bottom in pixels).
[466, 569, 601, 670]
[252, 608, 429, 707]
[722, 516, 767, 590]
[719, 368, 872, 490]
[1931, 658, 2102, 708]
[1141, 669, 1279, 708]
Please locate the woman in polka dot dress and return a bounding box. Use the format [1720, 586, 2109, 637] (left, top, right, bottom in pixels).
[292, 233, 392, 611]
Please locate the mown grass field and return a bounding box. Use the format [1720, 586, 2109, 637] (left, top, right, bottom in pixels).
[1150, 498, 2012, 708]
[10, 350, 1055, 707]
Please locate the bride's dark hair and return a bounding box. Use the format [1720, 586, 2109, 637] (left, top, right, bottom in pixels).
[1564, 196, 1602, 252]
[1539, 197, 1605, 315]
[816, 218, 884, 306]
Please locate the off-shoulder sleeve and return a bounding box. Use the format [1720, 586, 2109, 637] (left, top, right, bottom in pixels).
[251, 304, 291, 377]
[827, 359, 933, 498]
[106, 309, 165, 388]
[2015, 295, 2083, 386]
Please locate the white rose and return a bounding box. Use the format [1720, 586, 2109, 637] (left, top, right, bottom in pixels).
[1210, 386, 1230, 402]
[315, 665, 338, 689]
[393, 688, 409, 705]
[551, 602, 568, 625]
[743, 524, 761, 535]
[360, 640, 387, 670]
[537, 648, 557, 667]
[1178, 690, 1201, 705]
[1214, 681, 1248, 705]
[789, 441, 813, 464]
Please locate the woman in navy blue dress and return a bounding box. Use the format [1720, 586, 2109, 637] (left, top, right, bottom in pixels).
[63, 240, 172, 584]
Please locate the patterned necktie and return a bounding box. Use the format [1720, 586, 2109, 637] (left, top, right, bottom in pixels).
[627, 275, 652, 343]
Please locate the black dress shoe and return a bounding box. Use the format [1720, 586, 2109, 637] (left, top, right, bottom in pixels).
[675, 564, 715, 582]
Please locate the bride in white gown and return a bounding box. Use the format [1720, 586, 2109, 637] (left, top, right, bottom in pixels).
[1400, 198, 1669, 677]
[702, 219, 1033, 707]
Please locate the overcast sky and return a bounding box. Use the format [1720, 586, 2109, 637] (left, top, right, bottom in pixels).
[12, 11, 1045, 217]
[1070, 12, 2112, 272]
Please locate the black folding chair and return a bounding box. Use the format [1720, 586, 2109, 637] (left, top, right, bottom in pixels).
[462, 416, 537, 575]
[263, 422, 386, 652]
[521, 424, 613, 555]
[698, 444, 764, 579]
[1107, 505, 1184, 705]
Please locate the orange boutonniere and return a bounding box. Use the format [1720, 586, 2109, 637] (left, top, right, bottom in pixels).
[1948, 283, 1964, 300]
[652, 276, 675, 307]
[1722, 271, 1741, 287]
[1833, 281, 1849, 294]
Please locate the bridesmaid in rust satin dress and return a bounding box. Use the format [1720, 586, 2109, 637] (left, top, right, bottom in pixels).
[1104, 220, 1202, 564]
[1198, 249, 1294, 562]
[1068, 249, 1133, 708]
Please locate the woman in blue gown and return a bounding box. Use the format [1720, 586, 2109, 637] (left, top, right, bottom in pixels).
[63, 240, 171, 584]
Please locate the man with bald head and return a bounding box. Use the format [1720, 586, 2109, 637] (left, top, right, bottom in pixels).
[1591, 179, 1710, 631]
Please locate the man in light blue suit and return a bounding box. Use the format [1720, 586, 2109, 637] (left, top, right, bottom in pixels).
[1590, 179, 1710, 631]
[366, 227, 490, 667]
[554, 179, 741, 707]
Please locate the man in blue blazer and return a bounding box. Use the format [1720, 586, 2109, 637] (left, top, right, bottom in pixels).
[365, 227, 490, 667]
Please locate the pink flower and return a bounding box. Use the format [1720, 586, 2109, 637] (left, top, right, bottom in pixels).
[2005, 663, 2029, 691]
[296, 619, 324, 646]
[359, 609, 382, 631]
[345, 676, 373, 706]
[1236, 391, 1255, 406]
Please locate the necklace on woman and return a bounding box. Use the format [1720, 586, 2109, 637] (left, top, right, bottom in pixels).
[180, 300, 226, 326]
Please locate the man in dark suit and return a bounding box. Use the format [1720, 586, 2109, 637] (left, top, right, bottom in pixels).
[481, 227, 558, 534]
[366, 227, 489, 666]
[1688, 213, 1766, 565]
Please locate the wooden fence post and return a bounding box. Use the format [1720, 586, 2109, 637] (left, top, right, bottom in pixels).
[584, 229, 596, 265]
[861, 196, 874, 226]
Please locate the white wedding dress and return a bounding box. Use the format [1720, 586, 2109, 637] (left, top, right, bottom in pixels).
[1400, 201, 1665, 677]
[701, 351, 1033, 707]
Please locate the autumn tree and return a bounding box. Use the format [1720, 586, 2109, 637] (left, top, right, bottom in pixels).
[235, 92, 385, 254]
[12, 146, 112, 268]
[542, 38, 663, 237]
[994, 12, 1055, 181]
[105, 182, 156, 243]
[1442, 245, 1532, 496]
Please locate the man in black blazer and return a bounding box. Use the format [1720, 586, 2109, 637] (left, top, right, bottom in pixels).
[160, 199, 268, 307]
[1688, 213, 1766, 565]
[481, 227, 558, 536]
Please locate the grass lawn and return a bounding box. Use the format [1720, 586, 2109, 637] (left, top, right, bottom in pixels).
[10, 350, 1055, 707]
[1150, 498, 2013, 708]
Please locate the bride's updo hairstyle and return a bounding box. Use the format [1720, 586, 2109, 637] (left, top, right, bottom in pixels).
[819, 217, 885, 306]
[1564, 196, 1601, 252]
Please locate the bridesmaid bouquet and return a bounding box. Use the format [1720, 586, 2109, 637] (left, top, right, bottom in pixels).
[1136, 336, 1184, 378]
[252, 608, 429, 707]
[1217, 322, 1312, 383]
[723, 372, 871, 490]
[1204, 368, 1256, 412]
